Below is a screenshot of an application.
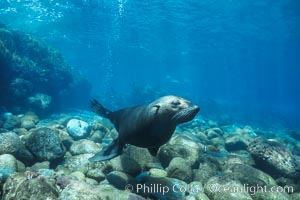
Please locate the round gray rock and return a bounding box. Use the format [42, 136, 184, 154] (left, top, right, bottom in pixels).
[106, 171, 138, 190]
[3, 115, 21, 130]
[167, 157, 192, 183]
[158, 136, 200, 168]
[70, 139, 100, 155]
[20, 112, 39, 130]
[0, 154, 17, 182]
[66, 119, 91, 140]
[102, 155, 142, 176]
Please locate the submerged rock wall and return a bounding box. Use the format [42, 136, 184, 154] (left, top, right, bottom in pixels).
[0, 25, 90, 114]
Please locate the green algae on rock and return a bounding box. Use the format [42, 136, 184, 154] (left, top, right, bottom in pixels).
[248, 138, 297, 178]
[2, 172, 59, 200]
[64, 154, 94, 174]
[25, 127, 66, 161]
[0, 132, 34, 163]
[70, 139, 100, 156]
[0, 26, 91, 114]
[0, 27, 72, 111]
[167, 157, 193, 183]
[60, 180, 145, 200]
[0, 154, 18, 182]
[222, 163, 277, 187]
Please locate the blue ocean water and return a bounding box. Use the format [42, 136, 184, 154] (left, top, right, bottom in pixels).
[1, 0, 299, 129]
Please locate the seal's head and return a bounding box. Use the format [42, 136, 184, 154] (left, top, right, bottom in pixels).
[149, 95, 200, 125]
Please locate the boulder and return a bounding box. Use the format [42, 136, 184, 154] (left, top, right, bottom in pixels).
[20, 112, 39, 130]
[193, 162, 218, 184]
[0, 131, 33, 163]
[70, 171, 85, 181]
[60, 180, 144, 200]
[86, 168, 106, 182]
[88, 130, 104, 143]
[223, 163, 277, 187]
[2, 172, 59, 200]
[30, 161, 50, 172]
[123, 145, 154, 170]
[66, 119, 91, 140]
[205, 128, 223, 139]
[106, 171, 138, 190]
[64, 154, 94, 174]
[252, 190, 290, 200]
[3, 115, 21, 130]
[102, 155, 142, 176]
[149, 168, 167, 178]
[70, 139, 100, 155]
[225, 134, 249, 151]
[248, 138, 297, 178]
[0, 154, 18, 182]
[158, 136, 200, 168]
[25, 127, 66, 161]
[167, 157, 193, 183]
[290, 193, 300, 200]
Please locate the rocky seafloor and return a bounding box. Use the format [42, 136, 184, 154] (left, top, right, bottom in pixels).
[0, 111, 299, 200]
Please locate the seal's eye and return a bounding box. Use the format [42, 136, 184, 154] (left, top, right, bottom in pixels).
[171, 100, 181, 108]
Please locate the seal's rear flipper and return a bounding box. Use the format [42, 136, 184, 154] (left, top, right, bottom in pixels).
[89, 140, 122, 162]
[148, 147, 159, 156]
[90, 99, 112, 119]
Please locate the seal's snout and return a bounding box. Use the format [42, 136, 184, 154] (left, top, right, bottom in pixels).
[190, 104, 200, 117]
[171, 102, 200, 124]
[193, 105, 200, 113]
[188, 102, 200, 113]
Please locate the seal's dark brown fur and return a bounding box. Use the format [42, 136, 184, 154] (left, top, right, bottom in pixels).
[89, 95, 200, 161]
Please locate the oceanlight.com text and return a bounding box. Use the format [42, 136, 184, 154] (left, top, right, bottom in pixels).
[208, 184, 294, 195]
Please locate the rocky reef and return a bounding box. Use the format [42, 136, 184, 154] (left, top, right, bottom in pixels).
[0, 111, 299, 199]
[0, 25, 91, 115]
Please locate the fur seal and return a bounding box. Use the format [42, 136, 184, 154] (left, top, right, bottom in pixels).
[89, 95, 200, 162]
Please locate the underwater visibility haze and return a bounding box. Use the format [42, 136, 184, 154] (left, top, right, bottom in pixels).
[0, 0, 300, 200]
[1, 0, 299, 128]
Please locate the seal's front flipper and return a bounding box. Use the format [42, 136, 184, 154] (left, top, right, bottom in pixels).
[89, 140, 122, 162]
[148, 147, 159, 156]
